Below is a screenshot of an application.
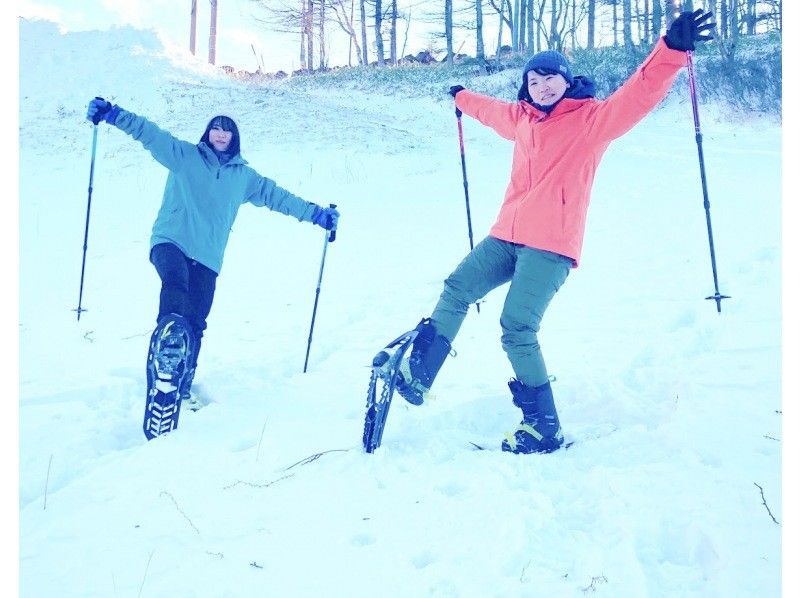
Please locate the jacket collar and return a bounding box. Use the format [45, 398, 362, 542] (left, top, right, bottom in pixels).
[524, 96, 591, 119]
[198, 141, 248, 166]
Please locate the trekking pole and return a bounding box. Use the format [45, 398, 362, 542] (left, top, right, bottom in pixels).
[74, 111, 102, 321]
[686, 50, 729, 313]
[455, 106, 480, 313]
[303, 204, 337, 373]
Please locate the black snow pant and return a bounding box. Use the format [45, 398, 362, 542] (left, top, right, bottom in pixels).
[150, 242, 218, 370]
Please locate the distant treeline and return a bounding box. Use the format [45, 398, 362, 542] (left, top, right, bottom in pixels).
[245, 1, 782, 73]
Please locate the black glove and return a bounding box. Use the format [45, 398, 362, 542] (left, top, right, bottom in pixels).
[86, 97, 121, 125]
[448, 85, 465, 98]
[664, 9, 715, 51]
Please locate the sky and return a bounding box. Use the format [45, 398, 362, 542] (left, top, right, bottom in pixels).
[18, 0, 301, 72]
[17, 0, 448, 74]
[16, 16, 793, 597]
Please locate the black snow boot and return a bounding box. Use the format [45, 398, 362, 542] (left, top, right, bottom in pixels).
[396, 318, 452, 405]
[501, 379, 564, 454]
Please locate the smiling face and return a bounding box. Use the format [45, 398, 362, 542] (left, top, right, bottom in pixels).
[208, 125, 233, 152]
[526, 70, 569, 107]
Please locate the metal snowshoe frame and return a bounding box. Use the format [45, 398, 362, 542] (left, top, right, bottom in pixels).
[362, 330, 419, 453]
[143, 315, 195, 440]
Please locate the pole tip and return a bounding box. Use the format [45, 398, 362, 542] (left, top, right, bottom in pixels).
[704, 293, 731, 313]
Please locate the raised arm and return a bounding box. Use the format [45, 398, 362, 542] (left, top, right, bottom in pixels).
[587, 10, 715, 143]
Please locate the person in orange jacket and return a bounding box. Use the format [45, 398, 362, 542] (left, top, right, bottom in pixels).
[392, 9, 715, 454]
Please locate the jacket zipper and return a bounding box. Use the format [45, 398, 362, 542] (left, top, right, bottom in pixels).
[514, 112, 549, 240]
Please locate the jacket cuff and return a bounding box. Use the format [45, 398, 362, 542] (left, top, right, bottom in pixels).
[105, 105, 122, 126]
[654, 36, 689, 67]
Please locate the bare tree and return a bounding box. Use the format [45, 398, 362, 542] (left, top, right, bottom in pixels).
[548, 0, 560, 50]
[300, 0, 307, 69]
[526, 0, 535, 52]
[329, 0, 364, 65]
[390, 0, 398, 64]
[360, 0, 368, 64]
[190, 0, 198, 55]
[587, 0, 596, 48]
[622, 0, 633, 51]
[209, 0, 218, 64]
[319, 0, 326, 68]
[601, 0, 619, 47]
[445, 0, 454, 65]
[375, 0, 385, 65]
[746, 0, 756, 34]
[307, 0, 315, 70]
[249, 0, 308, 70]
[488, 0, 514, 55]
[651, 0, 662, 42]
[399, 7, 412, 58]
[476, 0, 486, 60]
[719, 0, 729, 38]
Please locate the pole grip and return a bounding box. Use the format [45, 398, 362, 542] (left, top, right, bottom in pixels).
[91, 96, 106, 126]
[328, 203, 337, 242]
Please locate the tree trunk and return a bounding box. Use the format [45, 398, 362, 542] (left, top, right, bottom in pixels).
[349, 0, 355, 65]
[720, 0, 728, 39]
[390, 0, 397, 64]
[622, 0, 633, 51]
[375, 0, 385, 65]
[189, 0, 197, 55]
[495, 0, 505, 69]
[587, 0, 595, 48]
[549, 0, 559, 50]
[307, 0, 315, 71]
[526, 0, 535, 52]
[570, 0, 576, 51]
[730, 0, 739, 40]
[476, 0, 486, 61]
[535, 0, 546, 52]
[746, 0, 756, 34]
[445, 0, 454, 65]
[651, 0, 662, 43]
[360, 0, 368, 65]
[208, 0, 218, 65]
[319, 0, 326, 69]
[300, 0, 307, 70]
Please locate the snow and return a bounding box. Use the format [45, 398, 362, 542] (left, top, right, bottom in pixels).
[17, 18, 786, 597]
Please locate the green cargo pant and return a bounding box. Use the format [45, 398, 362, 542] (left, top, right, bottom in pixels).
[430, 236, 572, 387]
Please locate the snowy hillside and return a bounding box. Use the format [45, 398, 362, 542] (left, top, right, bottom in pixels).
[18, 19, 783, 597]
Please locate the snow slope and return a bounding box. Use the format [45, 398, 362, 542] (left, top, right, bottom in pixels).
[19, 19, 783, 597]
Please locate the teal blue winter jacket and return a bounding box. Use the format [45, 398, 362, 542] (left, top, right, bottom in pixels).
[113, 109, 319, 274]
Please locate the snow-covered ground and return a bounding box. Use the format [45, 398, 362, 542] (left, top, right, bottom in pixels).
[18, 19, 786, 597]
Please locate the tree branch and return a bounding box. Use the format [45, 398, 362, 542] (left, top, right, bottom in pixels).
[754, 482, 780, 525]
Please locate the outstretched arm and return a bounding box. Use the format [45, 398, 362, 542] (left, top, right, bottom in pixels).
[452, 88, 524, 141]
[245, 173, 339, 233]
[85, 97, 194, 171]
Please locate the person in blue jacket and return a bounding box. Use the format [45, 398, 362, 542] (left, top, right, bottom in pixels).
[86, 98, 339, 407]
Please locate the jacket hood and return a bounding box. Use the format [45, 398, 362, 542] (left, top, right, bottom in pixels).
[564, 75, 596, 99]
[517, 73, 596, 106]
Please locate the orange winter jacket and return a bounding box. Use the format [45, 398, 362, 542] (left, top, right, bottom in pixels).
[455, 38, 687, 267]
